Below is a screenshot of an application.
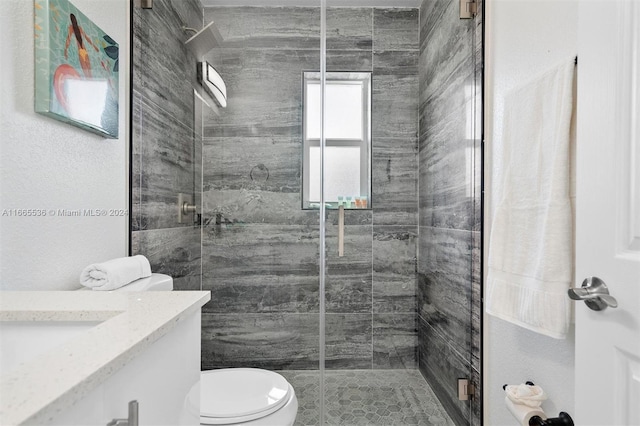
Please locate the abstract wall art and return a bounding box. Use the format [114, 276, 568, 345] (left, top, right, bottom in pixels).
[34, 0, 119, 138]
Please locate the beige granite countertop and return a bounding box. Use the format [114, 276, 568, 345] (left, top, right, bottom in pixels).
[0, 290, 210, 425]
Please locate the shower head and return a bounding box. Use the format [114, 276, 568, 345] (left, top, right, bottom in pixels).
[183, 21, 223, 58]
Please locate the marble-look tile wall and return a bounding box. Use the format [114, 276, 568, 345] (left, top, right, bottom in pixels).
[200, 6, 419, 371]
[131, 0, 203, 291]
[417, 0, 482, 425]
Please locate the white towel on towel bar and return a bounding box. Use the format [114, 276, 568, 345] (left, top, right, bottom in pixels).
[80, 255, 152, 291]
[486, 58, 575, 339]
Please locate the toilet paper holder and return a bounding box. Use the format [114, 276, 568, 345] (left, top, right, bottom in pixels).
[502, 382, 574, 426]
[502, 381, 536, 390]
[529, 412, 574, 426]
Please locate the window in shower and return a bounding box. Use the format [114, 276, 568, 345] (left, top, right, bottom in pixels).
[302, 72, 371, 209]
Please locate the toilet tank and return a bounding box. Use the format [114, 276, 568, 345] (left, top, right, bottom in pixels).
[118, 273, 174, 291]
[77, 273, 174, 291]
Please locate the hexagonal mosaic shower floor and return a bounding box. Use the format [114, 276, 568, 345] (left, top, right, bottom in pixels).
[279, 369, 455, 426]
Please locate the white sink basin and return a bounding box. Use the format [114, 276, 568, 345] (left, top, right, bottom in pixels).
[0, 320, 101, 376]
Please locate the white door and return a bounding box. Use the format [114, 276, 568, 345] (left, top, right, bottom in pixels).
[575, 1, 640, 425]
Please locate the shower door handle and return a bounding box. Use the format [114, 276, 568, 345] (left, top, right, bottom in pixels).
[568, 276, 618, 311]
[338, 206, 344, 257]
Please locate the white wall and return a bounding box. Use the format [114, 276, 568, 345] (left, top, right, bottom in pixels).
[0, 0, 129, 290]
[484, 0, 577, 424]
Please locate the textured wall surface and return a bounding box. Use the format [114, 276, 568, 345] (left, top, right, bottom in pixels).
[131, 0, 203, 292]
[200, 6, 420, 371]
[484, 0, 576, 423]
[0, 0, 129, 290]
[417, 0, 483, 424]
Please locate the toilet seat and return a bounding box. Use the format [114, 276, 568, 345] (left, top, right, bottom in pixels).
[188, 368, 294, 425]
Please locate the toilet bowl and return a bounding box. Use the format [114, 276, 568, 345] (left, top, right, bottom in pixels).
[85, 273, 298, 425]
[187, 368, 298, 425]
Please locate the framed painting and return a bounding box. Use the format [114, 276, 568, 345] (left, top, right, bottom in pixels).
[34, 0, 119, 138]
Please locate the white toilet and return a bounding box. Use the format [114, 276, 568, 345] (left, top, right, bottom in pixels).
[84, 273, 299, 426]
[187, 368, 298, 425]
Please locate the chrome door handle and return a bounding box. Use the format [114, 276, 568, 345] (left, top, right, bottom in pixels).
[568, 276, 618, 311]
[107, 401, 138, 426]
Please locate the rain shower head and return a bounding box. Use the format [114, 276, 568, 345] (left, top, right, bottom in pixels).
[183, 21, 223, 58]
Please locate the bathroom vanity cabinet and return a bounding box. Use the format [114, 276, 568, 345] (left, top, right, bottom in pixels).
[50, 311, 202, 426]
[0, 291, 210, 426]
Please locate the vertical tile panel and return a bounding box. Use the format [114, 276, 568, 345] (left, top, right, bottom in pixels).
[471, 230, 481, 372]
[372, 138, 418, 226]
[325, 313, 373, 369]
[139, 98, 196, 230]
[131, 91, 143, 232]
[372, 225, 417, 313]
[134, 0, 200, 129]
[373, 313, 417, 368]
[373, 9, 419, 51]
[326, 8, 373, 51]
[372, 74, 419, 141]
[131, 227, 202, 291]
[418, 316, 472, 425]
[324, 224, 373, 314]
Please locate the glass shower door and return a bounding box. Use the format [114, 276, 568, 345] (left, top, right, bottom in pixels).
[195, 3, 325, 425]
[132, 0, 325, 423]
[318, 0, 482, 425]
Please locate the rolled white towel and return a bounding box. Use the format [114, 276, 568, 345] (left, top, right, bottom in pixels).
[80, 255, 152, 291]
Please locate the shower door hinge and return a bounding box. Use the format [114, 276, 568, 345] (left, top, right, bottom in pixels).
[138, 0, 153, 9]
[460, 0, 477, 19]
[457, 378, 475, 400]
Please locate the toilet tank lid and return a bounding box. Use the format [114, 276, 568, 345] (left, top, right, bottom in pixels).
[117, 273, 173, 291]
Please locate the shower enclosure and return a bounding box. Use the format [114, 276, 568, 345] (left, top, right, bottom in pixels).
[131, 0, 482, 424]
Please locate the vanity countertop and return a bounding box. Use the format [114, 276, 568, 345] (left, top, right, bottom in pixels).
[0, 290, 210, 425]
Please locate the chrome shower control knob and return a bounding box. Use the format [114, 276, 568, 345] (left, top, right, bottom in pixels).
[568, 276, 618, 311]
[182, 202, 197, 214]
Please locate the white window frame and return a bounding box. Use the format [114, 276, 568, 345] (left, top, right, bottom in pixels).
[302, 71, 372, 209]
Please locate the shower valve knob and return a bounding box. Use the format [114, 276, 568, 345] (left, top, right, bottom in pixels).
[177, 193, 196, 224]
[182, 202, 197, 214]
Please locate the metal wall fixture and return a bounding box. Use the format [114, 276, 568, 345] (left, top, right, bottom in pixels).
[460, 0, 477, 19]
[178, 193, 196, 224]
[183, 22, 223, 58]
[458, 378, 474, 401]
[197, 62, 227, 108]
